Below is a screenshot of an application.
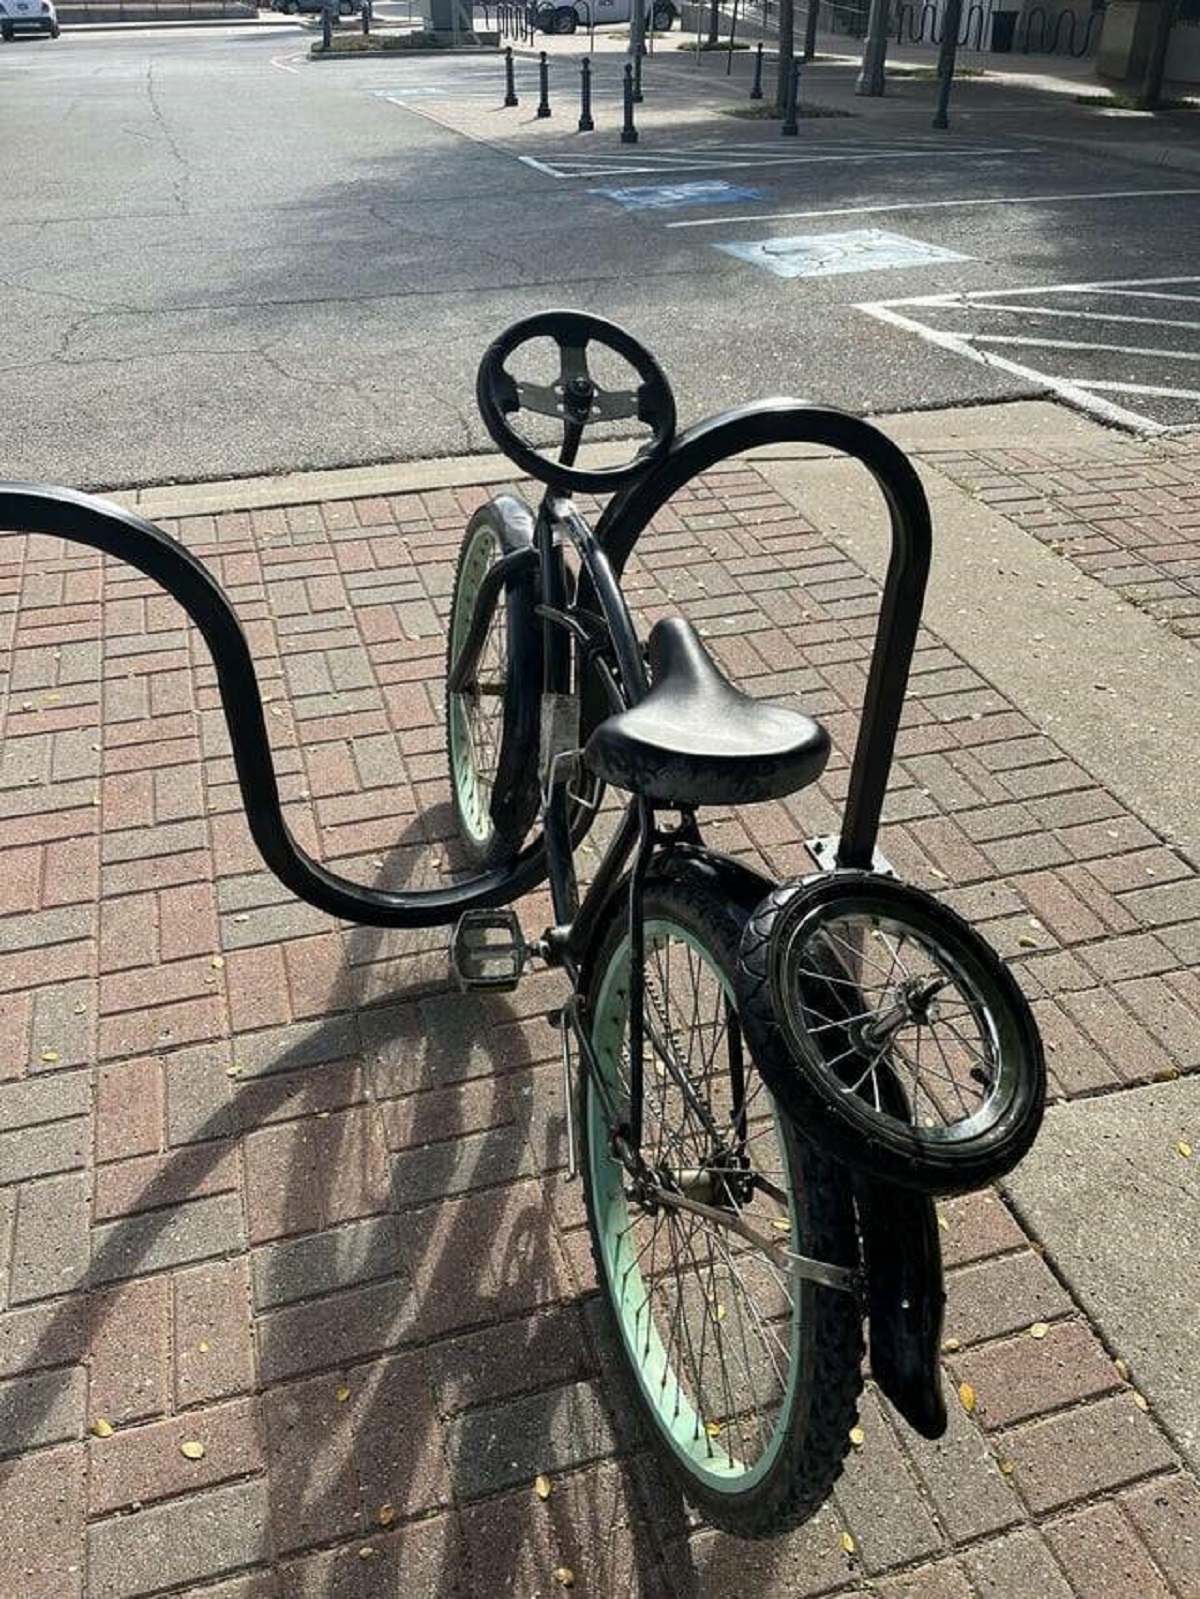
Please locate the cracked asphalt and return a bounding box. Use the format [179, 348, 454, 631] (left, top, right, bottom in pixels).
[2, 24, 1198, 487]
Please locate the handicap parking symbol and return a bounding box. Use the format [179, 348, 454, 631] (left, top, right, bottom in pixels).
[590, 180, 765, 211]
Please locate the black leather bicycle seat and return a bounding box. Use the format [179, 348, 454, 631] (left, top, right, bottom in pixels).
[584, 618, 830, 808]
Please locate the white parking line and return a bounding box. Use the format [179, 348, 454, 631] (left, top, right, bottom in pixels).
[665, 187, 1200, 229]
[968, 334, 1200, 362]
[519, 144, 1038, 180]
[859, 276, 1200, 434]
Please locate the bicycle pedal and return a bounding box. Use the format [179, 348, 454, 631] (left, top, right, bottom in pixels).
[450, 909, 527, 993]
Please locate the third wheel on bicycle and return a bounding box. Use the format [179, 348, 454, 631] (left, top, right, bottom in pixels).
[580, 870, 864, 1538]
[445, 503, 542, 868]
[737, 873, 1046, 1196]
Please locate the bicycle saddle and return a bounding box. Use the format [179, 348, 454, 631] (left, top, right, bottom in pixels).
[584, 618, 830, 808]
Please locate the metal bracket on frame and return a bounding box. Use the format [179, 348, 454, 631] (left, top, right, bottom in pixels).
[806, 835, 895, 877]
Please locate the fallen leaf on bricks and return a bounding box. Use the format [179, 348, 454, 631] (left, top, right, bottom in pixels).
[534, 1475, 553, 1501]
[958, 1383, 977, 1414]
[552, 1566, 575, 1588]
[840, 1531, 857, 1557]
[848, 1426, 865, 1448]
[180, 1440, 205, 1460]
[377, 1503, 395, 1526]
[334, 1384, 351, 1403]
[1028, 1322, 1049, 1340]
[89, 1418, 114, 1439]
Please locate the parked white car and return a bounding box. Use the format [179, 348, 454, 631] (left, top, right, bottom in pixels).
[0, 0, 60, 38]
[533, 0, 676, 33]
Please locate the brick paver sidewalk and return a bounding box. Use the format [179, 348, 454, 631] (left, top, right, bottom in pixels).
[931, 437, 1200, 644]
[1, 432, 1198, 1597]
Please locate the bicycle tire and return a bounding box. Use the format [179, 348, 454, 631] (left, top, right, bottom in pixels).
[579, 869, 864, 1538]
[445, 504, 542, 869]
[737, 873, 1046, 1196]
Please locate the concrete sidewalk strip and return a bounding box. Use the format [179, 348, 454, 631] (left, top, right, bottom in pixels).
[1, 414, 1199, 1595]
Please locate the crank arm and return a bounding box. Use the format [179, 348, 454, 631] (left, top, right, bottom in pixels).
[648, 1186, 861, 1297]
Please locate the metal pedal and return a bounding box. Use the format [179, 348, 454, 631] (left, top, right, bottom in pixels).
[450, 909, 527, 993]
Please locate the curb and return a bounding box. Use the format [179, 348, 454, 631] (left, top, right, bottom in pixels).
[63, 14, 272, 28]
[113, 397, 1120, 517]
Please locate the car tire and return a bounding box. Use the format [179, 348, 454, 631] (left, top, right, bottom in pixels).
[50, 20, 60, 34]
[283, 1, 298, 13]
[552, 4, 577, 30]
[652, 3, 673, 28]
[1, 21, 13, 39]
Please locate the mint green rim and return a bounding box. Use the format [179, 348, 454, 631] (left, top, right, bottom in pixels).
[447, 521, 505, 848]
[587, 918, 803, 1493]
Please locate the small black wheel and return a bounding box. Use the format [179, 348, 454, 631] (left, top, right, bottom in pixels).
[552, 4, 577, 29]
[1, 21, 13, 39]
[581, 869, 864, 1537]
[445, 502, 542, 870]
[651, 2, 673, 28]
[738, 874, 1046, 1196]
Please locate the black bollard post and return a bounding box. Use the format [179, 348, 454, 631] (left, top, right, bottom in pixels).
[321, 7, 332, 49]
[750, 39, 764, 99]
[632, 45, 643, 102]
[621, 61, 639, 144]
[537, 49, 551, 117]
[578, 56, 594, 131]
[504, 44, 518, 105]
[361, 0, 370, 34]
[781, 55, 800, 134]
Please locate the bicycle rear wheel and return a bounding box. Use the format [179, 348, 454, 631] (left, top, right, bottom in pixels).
[445, 504, 542, 869]
[580, 871, 863, 1538]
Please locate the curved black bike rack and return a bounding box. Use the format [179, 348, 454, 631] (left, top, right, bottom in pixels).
[0, 484, 550, 928]
[0, 402, 929, 922]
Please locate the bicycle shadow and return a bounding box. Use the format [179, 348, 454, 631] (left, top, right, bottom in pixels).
[7, 799, 682, 1596]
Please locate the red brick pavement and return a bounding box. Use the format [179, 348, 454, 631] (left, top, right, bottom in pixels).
[0, 462, 1198, 1597]
[927, 439, 1200, 643]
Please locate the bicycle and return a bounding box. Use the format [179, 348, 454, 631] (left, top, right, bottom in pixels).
[444, 310, 1045, 1536]
[1, 309, 1044, 1541]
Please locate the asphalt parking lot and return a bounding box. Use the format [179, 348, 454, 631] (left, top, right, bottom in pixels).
[2, 25, 1199, 487]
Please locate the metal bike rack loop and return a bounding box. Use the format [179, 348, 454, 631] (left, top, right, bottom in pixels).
[590, 402, 933, 875]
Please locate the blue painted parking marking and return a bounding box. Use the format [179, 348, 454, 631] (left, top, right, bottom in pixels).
[715, 228, 970, 280]
[589, 180, 765, 211]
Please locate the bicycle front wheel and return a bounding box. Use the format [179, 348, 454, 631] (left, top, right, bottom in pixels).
[445, 504, 542, 869]
[580, 873, 863, 1538]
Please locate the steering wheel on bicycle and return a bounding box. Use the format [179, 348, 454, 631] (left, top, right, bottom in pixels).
[475, 310, 677, 494]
